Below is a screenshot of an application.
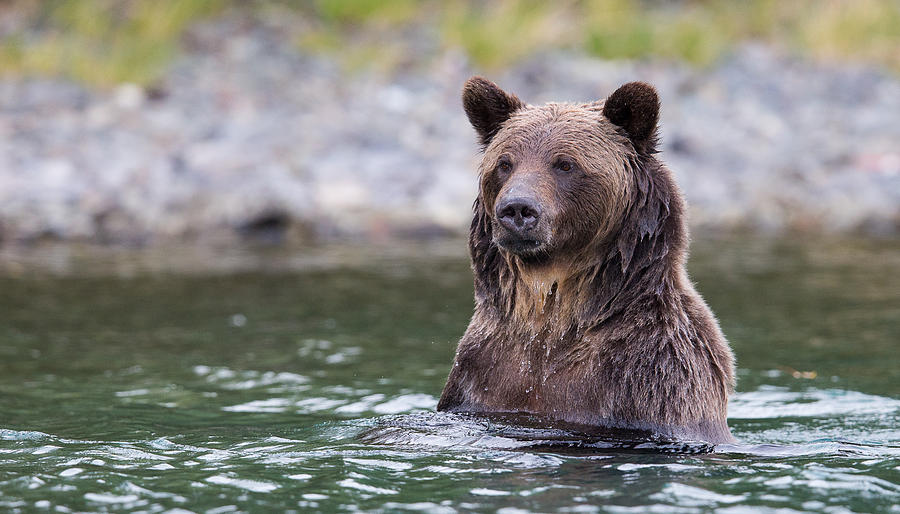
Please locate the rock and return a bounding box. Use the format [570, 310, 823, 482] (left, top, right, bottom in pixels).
[0, 18, 898, 244]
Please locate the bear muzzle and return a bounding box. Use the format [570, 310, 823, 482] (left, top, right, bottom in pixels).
[494, 195, 549, 255]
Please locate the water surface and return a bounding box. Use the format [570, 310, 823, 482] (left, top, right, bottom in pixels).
[0, 237, 897, 512]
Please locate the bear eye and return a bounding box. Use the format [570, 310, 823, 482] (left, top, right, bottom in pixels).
[554, 159, 575, 173]
[496, 158, 512, 174]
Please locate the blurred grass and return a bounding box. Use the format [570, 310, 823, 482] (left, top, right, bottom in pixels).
[0, 0, 225, 87]
[580, 0, 900, 68]
[1, 0, 899, 87]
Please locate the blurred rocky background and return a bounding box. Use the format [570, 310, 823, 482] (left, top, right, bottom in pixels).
[0, 0, 898, 245]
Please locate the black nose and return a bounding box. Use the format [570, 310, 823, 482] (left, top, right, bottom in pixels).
[496, 197, 541, 233]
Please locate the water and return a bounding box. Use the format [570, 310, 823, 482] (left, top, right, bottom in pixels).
[0, 237, 897, 512]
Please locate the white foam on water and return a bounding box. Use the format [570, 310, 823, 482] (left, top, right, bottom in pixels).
[334, 394, 387, 414]
[100, 445, 171, 462]
[337, 478, 398, 495]
[381, 502, 456, 514]
[83, 493, 141, 504]
[222, 398, 292, 413]
[650, 483, 747, 507]
[115, 389, 150, 397]
[345, 457, 413, 471]
[618, 463, 701, 472]
[205, 475, 279, 493]
[373, 394, 437, 414]
[471, 488, 511, 496]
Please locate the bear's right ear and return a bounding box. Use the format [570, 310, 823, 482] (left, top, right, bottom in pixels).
[462, 77, 524, 148]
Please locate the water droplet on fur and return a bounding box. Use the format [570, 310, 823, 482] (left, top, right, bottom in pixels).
[519, 359, 531, 373]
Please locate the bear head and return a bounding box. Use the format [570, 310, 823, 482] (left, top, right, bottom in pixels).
[463, 77, 661, 268]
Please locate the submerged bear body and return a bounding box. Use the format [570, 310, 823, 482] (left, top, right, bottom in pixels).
[438, 78, 736, 444]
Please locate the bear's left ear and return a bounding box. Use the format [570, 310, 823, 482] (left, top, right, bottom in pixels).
[602, 82, 660, 153]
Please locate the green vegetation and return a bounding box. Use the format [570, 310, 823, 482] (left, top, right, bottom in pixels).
[580, 0, 900, 68]
[0, 0, 225, 87]
[2, 0, 899, 87]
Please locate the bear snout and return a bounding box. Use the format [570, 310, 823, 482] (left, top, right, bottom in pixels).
[493, 195, 549, 255]
[496, 196, 542, 233]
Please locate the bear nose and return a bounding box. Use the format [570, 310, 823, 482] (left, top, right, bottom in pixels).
[496, 197, 541, 233]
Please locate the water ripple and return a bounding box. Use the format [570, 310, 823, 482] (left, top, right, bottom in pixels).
[730, 386, 900, 419]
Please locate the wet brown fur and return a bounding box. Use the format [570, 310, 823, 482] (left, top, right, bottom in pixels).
[438, 77, 736, 444]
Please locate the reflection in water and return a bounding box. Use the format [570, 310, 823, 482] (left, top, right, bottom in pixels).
[0, 237, 897, 511]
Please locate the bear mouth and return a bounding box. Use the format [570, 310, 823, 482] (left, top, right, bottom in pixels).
[495, 236, 547, 257]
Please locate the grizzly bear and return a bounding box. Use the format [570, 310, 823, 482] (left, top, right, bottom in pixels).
[437, 77, 736, 444]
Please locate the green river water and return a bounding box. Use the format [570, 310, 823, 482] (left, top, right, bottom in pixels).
[0, 237, 897, 512]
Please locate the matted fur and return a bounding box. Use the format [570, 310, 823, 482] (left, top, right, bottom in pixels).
[438, 77, 736, 444]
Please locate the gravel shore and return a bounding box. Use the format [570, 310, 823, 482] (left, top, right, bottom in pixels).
[1, 17, 898, 244]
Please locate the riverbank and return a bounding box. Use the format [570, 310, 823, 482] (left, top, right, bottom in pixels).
[1, 15, 898, 245]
